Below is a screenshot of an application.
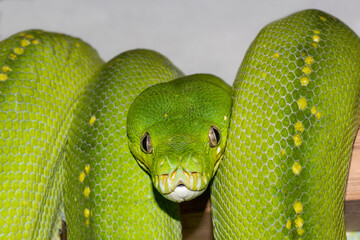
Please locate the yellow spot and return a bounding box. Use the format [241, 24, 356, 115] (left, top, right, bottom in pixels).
[304, 56, 315, 65]
[286, 219, 292, 229]
[76, 42, 81, 48]
[281, 150, 286, 156]
[293, 134, 303, 146]
[301, 51, 306, 57]
[297, 227, 305, 236]
[301, 66, 312, 75]
[85, 219, 90, 226]
[320, 16, 327, 21]
[311, 106, 318, 115]
[300, 76, 309, 86]
[89, 115, 96, 126]
[314, 29, 321, 34]
[293, 201, 303, 214]
[1, 65, 12, 73]
[312, 35, 320, 43]
[294, 121, 304, 133]
[164, 113, 168, 118]
[294, 215, 304, 228]
[312, 42, 318, 49]
[9, 53, 17, 60]
[85, 164, 90, 175]
[297, 97, 307, 110]
[316, 112, 322, 119]
[21, 39, 31, 47]
[13, 47, 24, 55]
[292, 161, 302, 175]
[273, 52, 279, 59]
[79, 171, 86, 182]
[260, 72, 266, 79]
[32, 40, 39, 45]
[25, 34, 34, 39]
[90, 210, 94, 217]
[84, 208, 90, 218]
[0, 73, 8, 81]
[224, 116, 227, 121]
[19, 32, 26, 36]
[84, 186, 90, 197]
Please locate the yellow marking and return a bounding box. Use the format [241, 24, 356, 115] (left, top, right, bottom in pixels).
[304, 56, 315, 65]
[85, 164, 90, 175]
[13, 47, 24, 55]
[294, 215, 304, 228]
[273, 52, 279, 59]
[84, 208, 90, 218]
[293, 134, 302, 146]
[294, 121, 304, 133]
[19, 32, 26, 36]
[9, 53, 17, 60]
[1, 65, 12, 73]
[297, 97, 307, 110]
[90, 210, 94, 217]
[32, 39, 40, 45]
[316, 112, 322, 119]
[89, 115, 96, 126]
[217, 147, 221, 154]
[224, 116, 227, 121]
[293, 201, 303, 213]
[313, 29, 321, 34]
[286, 219, 292, 229]
[320, 16, 327, 21]
[25, 34, 34, 39]
[75, 42, 81, 48]
[301, 51, 306, 57]
[297, 227, 305, 236]
[0, 73, 8, 81]
[21, 39, 31, 47]
[300, 76, 309, 86]
[312, 35, 320, 43]
[84, 186, 90, 197]
[301, 65, 312, 75]
[260, 72, 266, 79]
[311, 106, 318, 115]
[292, 161, 302, 175]
[85, 219, 90, 226]
[281, 150, 286, 156]
[312, 42, 318, 49]
[164, 113, 168, 118]
[79, 171, 86, 182]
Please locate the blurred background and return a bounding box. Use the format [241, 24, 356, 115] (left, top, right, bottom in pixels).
[1, 0, 360, 85]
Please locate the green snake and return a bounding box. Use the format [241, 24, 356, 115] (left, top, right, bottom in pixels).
[0, 9, 358, 239]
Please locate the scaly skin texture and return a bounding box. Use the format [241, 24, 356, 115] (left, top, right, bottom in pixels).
[211, 9, 360, 239]
[1, 8, 359, 240]
[0, 30, 103, 239]
[64, 49, 183, 239]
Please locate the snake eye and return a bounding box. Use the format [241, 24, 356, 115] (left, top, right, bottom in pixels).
[209, 126, 221, 148]
[141, 132, 153, 154]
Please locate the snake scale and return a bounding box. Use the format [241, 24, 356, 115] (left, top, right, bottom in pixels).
[0, 9, 359, 240]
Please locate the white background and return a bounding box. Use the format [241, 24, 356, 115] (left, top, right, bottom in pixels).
[1, 0, 359, 84]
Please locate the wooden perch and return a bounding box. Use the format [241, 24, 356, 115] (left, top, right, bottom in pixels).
[180, 131, 360, 239]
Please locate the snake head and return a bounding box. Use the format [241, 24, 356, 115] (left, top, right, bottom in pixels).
[127, 74, 232, 202]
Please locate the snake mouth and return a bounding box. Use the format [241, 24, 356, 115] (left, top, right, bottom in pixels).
[153, 169, 209, 202]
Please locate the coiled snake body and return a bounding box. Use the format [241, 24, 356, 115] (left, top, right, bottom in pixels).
[0, 9, 358, 239]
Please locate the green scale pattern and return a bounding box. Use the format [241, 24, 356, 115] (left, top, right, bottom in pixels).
[0, 30, 103, 239]
[211, 9, 360, 239]
[64, 49, 183, 239]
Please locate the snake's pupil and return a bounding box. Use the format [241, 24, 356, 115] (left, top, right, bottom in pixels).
[141, 132, 153, 154]
[209, 126, 221, 148]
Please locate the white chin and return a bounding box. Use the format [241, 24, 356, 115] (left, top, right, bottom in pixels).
[163, 185, 205, 203]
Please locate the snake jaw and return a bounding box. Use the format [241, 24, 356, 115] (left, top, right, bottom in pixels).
[154, 169, 209, 202]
